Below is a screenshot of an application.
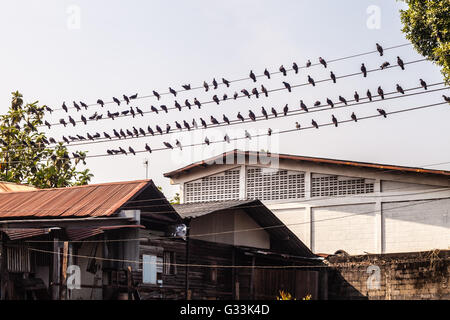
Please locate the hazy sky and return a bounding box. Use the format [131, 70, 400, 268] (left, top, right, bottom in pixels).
[0, 0, 449, 198]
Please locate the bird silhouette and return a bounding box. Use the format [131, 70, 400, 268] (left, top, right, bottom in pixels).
[175, 101, 182, 111]
[319, 57, 327, 68]
[121, 110, 130, 116]
[314, 101, 321, 107]
[377, 109, 387, 118]
[332, 115, 338, 127]
[361, 63, 367, 77]
[145, 144, 152, 153]
[295, 122, 300, 130]
[123, 95, 130, 105]
[378, 86, 385, 99]
[49, 137, 56, 144]
[45, 106, 54, 114]
[113, 129, 121, 139]
[396, 84, 405, 94]
[376, 43, 383, 56]
[107, 150, 113, 155]
[128, 147, 136, 155]
[397, 56, 405, 70]
[81, 115, 87, 125]
[150, 105, 159, 114]
[133, 127, 139, 136]
[45, 121, 51, 129]
[224, 134, 230, 143]
[164, 142, 173, 149]
[283, 104, 289, 116]
[200, 118, 207, 129]
[89, 112, 98, 120]
[156, 125, 163, 135]
[326, 98, 334, 108]
[307, 76, 315, 87]
[223, 114, 230, 125]
[182, 84, 191, 90]
[130, 107, 136, 118]
[63, 136, 70, 144]
[185, 99, 192, 109]
[311, 119, 319, 129]
[204, 137, 210, 145]
[160, 105, 168, 113]
[354, 91, 360, 103]
[306, 60, 311, 68]
[136, 107, 144, 116]
[351, 112, 358, 122]
[97, 99, 104, 107]
[176, 140, 182, 150]
[69, 116, 76, 127]
[420, 79, 428, 90]
[153, 91, 160, 100]
[104, 132, 111, 139]
[120, 129, 127, 138]
[252, 88, 259, 99]
[176, 121, 182, 130]
[203, 81, 209, 92]
[210, 116, 219, 125]
[293, 62, 299, 74]
[279, 65, 287, 76]
[264, 69, 270, 79]
[283, 82, 292, 92]
[223, 94, 228, 100]
[249, 110, 256, 121]
[237, 112, 245, 122]
[166, 124, 171, 133]
[380, 62, 390, 70]
[261, 107, 268, 119]
[62, 102, 68, 112]
[233, 92, 238, 100]
[249, 70, 257, 82]
[129, 93, 138, 100]
[268, 128, 272, 136]
[118, 147, 127, 155]
[148, 126, 155, 135]
[241, 89, 251, 98]
[261, 85, 268, 97]
[169, 87, 177, 97]
[245, 130, 251, 140]
[300, 100, 309, 112]
[330, 71, 336, 83]
[367, 90, 372, 101]
[213, 95, 220, 105]
[96, 114, 103, 120]
[339, 96, 347, 106]
[183, 120, 191, 130]
[73, 101, 81, 111]
[194, 98, 201, 109]
[126, 129, 133, 137]
[222, 78, 230, 87]
[443, 95, 450, 103]
[113, 97, 121, 106]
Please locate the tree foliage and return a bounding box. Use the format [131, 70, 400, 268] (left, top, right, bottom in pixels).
[0, 91, 93, 188]
[399, 0, 450, 84]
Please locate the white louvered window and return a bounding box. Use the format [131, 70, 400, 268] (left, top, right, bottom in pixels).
[311, 174, 375, 197]
[184, 169, 240, 203]
[246, 167, 305, 201]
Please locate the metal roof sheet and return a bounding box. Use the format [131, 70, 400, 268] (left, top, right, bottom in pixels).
[0, 182, 37, 193]
[0, 180, 153, 218]
[164, 149, 450, 179]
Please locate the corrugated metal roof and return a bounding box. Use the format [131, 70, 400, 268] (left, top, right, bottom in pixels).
[0, 182, 37, 193]
[1, 228, 50, 240]
[173, 200, 314, 257]
[164, 149, 450, 178]
[66, 225, 144, 241]
[0, 180, 153, 218]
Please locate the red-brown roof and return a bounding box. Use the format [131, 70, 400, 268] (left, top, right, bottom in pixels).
[164, 149, 450, 179]
[0, 180, 154, 218]
[0, 181, 37, 193]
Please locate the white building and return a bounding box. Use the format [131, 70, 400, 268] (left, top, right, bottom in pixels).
[164, 150, 450, 255]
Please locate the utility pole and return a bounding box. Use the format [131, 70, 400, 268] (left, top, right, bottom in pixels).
[143, 159, 149, 179]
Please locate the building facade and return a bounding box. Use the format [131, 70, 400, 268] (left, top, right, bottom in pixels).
[164, 150, 450, 255]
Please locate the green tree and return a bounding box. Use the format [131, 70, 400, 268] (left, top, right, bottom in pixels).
[170, 192, 181, 205]
[399, 0, 450, 84]
[0, 91, 93, 188]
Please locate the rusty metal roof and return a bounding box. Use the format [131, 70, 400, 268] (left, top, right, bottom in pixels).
[164, 149, 450, 179]
[0, 182, 37, 193]
[0, 180, 155, 218]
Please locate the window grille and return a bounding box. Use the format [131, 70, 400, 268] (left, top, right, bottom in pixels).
[311, 174, 374, 197]
[163, 251, 176, 275]
[184, 169, 240, 203]
[246, 167, 305, 200]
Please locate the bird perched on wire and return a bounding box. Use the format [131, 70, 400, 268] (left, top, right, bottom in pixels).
[151, 105, 159, 114]
[203, 81, 209, 92]
[183, 120, 191, 131]
[314, 101, 321, 107]
[376, 43, 383, 56]
[311, 119, 319, 129]
[49, 137, 57, 144]
[175, 121, 182, 131]
[113, 97, 121, 106]
[119, 147, 127, 155]
[175, 140, 182, 150]
[156, 125, 163, 135]
[97, 99, 104, 107]
[224, 134, 230, 143]
[130, 107, 136, 118]
[354, 91, 360, 103]
[128, 147, 136, 156]
[367, 89, 372, 101]
[279, 65, 287, 76]
[300, 100, 309, 112]
[293, 62, 299, 74]
[249, 70, 257, 82]
[237, 112, 245, 122]
[182, 84, 191, 90]
[319, 57, 327, 68]
[361, 63, 367, 77]
[378, 86, 385, 99]
[113, 129, 121, 139]
[123, 95, 130, 105]
[396, 84, 405, 94]
[45, 106, 54, 114]
[306, 59, 311, 68]
[120, 129, 127, 139]
[268, 128, 273, 136]
[174, 100, 182, 111]
[185, 99, 192, 110]
[283, 104, 289, 116]
[204, 137, 210, 145]
[295, 122, 300, 130]
[126, 129, 133, 137]
[223, 114, 230, 124]
[397, 56, 405, 70]
[192, 119, 198, 129]
[264, 68, 270, 79]
[212, 78, 218, 90]
[139, 128, 146, 136]
[194, 98, 202, 109]
[327, 98, 334, 108]
[339, 96, 347, 106]
[377, 108, 387, 118]
[45, 121, 52, 129]
[380, 62, 390, 70]
[81, 115, 87, 125]
[330, 71, 336, 83]
[245, 130, 252, 140]
[271, 107, 278, 117]
[136, 107, 144, 116]
[249, 110, 256, 121]
[261, 85, 268, 97]
[169, 87, 177, 97]
[62, 102, 68, 112]
[241, 89, 251, 98]
[283, 82, 292, 92]
[222, 78, 230, 87]
[213, 95, 220, 105]
[233, 92, 238, 100]
[153, 90, 161, 100]
[210, 116, 219, 125]
[148, 126, 155, 135]
[73, 101, 81, 111]
[443, 95, 450, 103]
[261, 107, 268, 120]
[200, 118, 207, 129]
[420, 79, 428, 90]
[145, 144, 152, 153]
[68, 116, 76, 127]
[164, 142, 173, 149]
[351, 112, 357, 122]
[166, 124, 171, 133]
[223, 94, 228, 100]
[307, 76, 315, 87]
[122, 110, 129, 116]
[129, 93, 138, 100]
[252, 88, 259, 99]
[62, 136, 70, 144]
[332, 115, 338, 127]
